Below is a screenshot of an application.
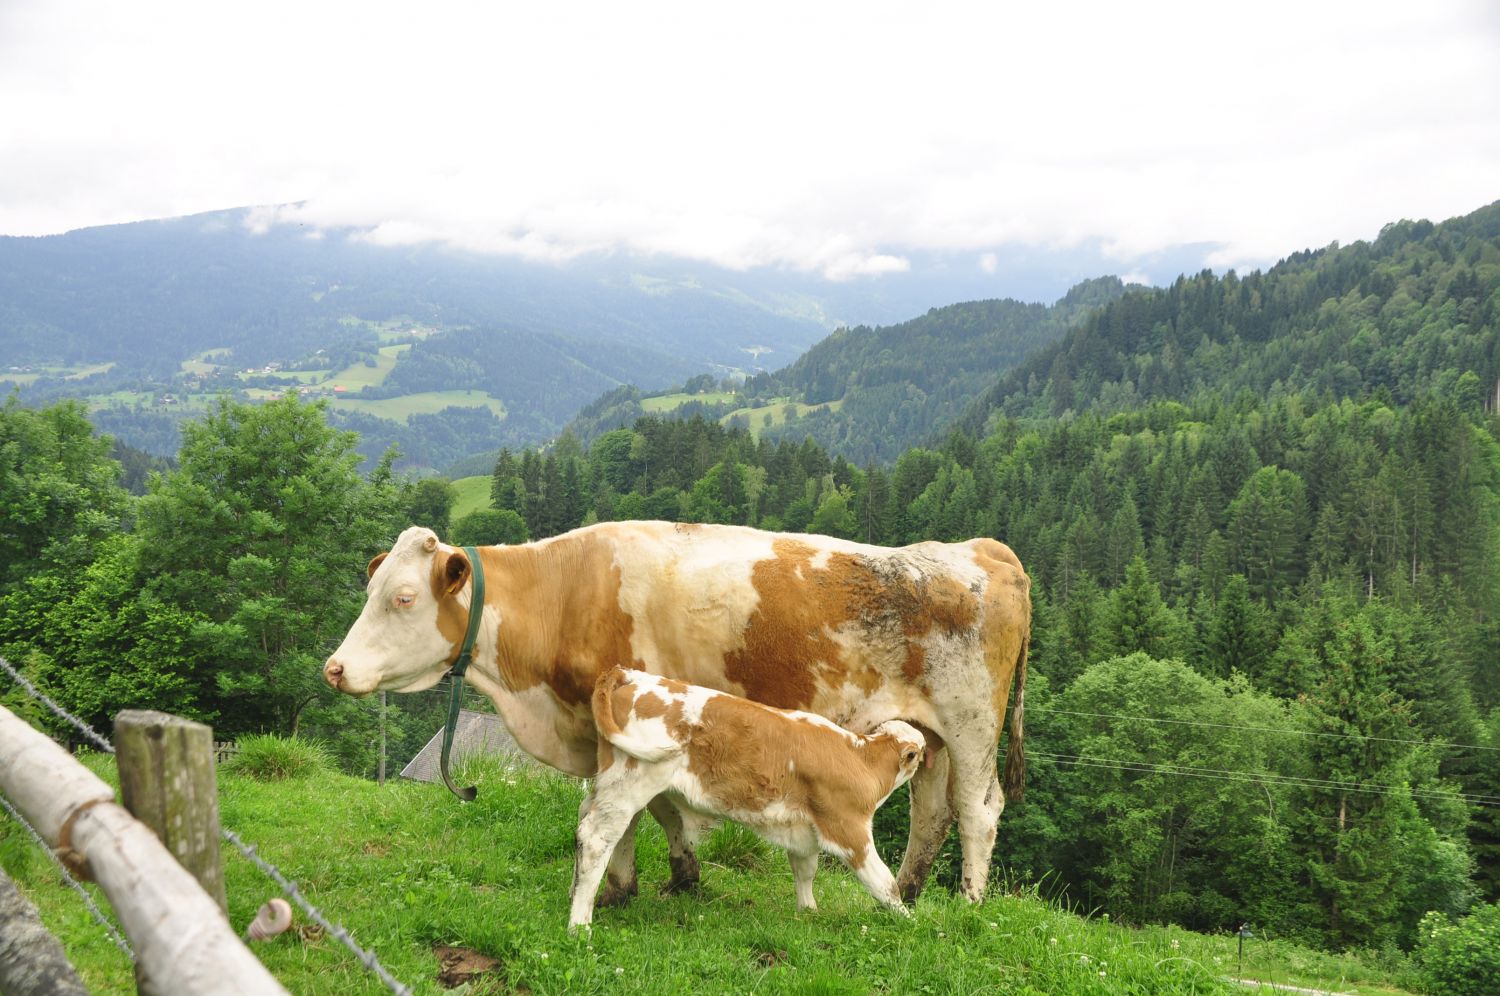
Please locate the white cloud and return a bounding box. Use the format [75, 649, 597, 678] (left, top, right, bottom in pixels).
[0, 0, 1496, 279]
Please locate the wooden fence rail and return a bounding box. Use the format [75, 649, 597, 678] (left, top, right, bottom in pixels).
[0, 703, 287, 995]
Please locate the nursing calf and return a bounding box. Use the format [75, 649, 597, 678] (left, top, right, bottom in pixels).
[570, 668, 924, 929]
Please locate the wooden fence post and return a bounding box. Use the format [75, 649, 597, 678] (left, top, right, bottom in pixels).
[114, 710, 227, 914]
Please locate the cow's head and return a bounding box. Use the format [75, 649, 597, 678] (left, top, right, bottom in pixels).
[324, 526, 477, 696]
[871, 719, 925, 788]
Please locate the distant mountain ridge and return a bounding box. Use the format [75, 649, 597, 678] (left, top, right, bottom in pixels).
[955, 200, 1500, 434]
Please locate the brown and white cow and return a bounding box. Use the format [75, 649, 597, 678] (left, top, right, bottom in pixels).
[324, 521, 1029, 902]
[571, 667, 924, 928]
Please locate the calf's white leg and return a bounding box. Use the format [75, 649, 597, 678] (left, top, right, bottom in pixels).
[788, 849, 819, 911]
[570, 769, 673, 929]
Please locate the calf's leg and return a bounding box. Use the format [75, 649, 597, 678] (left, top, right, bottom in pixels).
[571, 770, 672, 928]
[597, 810, 643, 907]
[845, 829, 908, 914]
[788, 848, 819, 911]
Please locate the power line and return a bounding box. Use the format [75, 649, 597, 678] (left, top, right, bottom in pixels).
[1032, 751, 1500, 808]
[1031, 706, 1500, 754]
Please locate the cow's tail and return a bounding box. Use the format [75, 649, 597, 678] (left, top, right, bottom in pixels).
[591, 667, 682, 764]
[1002, 632, 1028, 803]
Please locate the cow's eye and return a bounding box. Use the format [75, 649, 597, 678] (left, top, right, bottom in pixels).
[393, 593, 416, 609]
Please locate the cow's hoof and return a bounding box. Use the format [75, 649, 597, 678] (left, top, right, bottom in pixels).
[664, 854, 701, 894]
[597, 873, 638, 908]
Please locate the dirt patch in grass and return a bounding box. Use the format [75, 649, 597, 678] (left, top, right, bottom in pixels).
[434, 944, 505, 989]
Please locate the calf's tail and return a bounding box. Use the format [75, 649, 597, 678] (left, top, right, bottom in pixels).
[1002, 633, 1027, 803]
[591, 667, 683, 764]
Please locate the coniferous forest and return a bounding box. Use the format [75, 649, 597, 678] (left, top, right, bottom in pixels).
[3, 202, 1500, 959]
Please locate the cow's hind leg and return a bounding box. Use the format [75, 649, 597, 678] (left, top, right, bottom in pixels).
[947, 722, 1005, 903]
[647, 794, 712, 893]
[895, 748, 953, 903]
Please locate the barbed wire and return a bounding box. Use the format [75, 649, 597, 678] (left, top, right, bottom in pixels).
[0, 655, 412, 996]
[1030, 706, 1500, 754]
[219, 828, 413, 996]
[1033, 751, 1500, 807]
[0, 790, 135, 961]
[0, 655, 116, 754]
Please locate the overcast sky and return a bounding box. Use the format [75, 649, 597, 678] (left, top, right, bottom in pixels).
[2, 0, 1497, 281]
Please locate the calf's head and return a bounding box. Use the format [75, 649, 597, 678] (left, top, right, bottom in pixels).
[324, 526, 478, 696]
[870, 719, 926, 790]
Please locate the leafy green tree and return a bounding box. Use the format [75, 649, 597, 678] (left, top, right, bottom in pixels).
[450, 508, 529, 546]
[131, 394, 403, 735]
[404, 477, 457, 536]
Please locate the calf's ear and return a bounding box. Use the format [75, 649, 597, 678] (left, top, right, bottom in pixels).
[366, 552, 389, 581]
[437, 548, 472, 596]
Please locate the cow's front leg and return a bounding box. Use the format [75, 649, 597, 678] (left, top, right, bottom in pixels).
[597, 810, 643, 907]
[647, 794, 710, 893]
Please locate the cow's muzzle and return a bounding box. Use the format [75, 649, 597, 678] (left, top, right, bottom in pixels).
[323, 658, 346, 690]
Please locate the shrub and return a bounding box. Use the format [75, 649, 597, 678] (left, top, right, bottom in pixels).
[1415, 903, 1500, 995]
[223, 734, 335, 780]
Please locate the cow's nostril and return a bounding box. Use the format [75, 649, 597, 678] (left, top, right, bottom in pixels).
[324, 661, 345, 687]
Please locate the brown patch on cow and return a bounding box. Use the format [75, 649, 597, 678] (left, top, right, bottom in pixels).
[441, 537, 642, 707]
[366, 552, 388, 581]
[632, 690, 668, 720]
[434, 944, 504, 989]
[724, 540, 982, 706]
[597, 739, 615, 773]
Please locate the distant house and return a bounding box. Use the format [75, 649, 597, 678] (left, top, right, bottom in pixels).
[400, 709, 531, 783]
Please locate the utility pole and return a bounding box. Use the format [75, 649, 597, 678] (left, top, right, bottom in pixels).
[378, 691, 387, 786]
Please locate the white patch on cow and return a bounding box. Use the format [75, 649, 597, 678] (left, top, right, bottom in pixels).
[808, 547, 833, 572]
[611, 525, 776, 686]
[788, 759, 795, 773]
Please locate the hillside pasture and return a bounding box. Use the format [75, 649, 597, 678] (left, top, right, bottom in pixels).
[0, 752, 1418, 995]
[721, 397, 845, 438]
[450, 475, 493, 520]
[640, 390, 739, 413]
[0, 361, 116, 385]
[329, 389, 507, 421]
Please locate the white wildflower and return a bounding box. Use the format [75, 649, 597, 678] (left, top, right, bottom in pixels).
[615, 967, 625, 976]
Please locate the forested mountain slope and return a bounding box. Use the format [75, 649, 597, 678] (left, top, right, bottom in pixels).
[957, 201, 1500, 433]
[566, 276, 1129, 463]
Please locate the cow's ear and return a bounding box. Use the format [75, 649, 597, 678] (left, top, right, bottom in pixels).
[441, 548, 471, 597]
[366, 552, 389, 581]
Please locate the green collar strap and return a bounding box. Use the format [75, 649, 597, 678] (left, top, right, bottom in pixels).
[439, 546, 485, 802]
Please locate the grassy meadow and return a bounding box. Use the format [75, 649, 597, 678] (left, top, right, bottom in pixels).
[451, 476, 494, 520]
[0, 751, 1422, 995]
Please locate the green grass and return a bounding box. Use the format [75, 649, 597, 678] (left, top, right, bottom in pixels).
[451, 476, 493, 520]
[0, 362, 115, 385]
[329, 389, 506, 421]
[641, 391, 738, 413]
[1, 754, 1420, 995]
[721, 397, 845, 438]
